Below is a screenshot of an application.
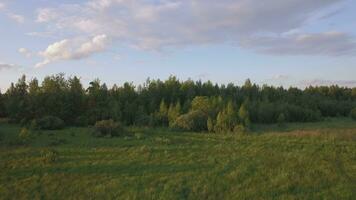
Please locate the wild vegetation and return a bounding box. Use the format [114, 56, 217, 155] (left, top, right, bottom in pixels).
[1, 74, 356, 133]
[1, 119, 355, 199]
[1, 74, 356, 199]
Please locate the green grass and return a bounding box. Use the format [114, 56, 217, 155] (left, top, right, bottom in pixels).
[0, 118, 356, 199]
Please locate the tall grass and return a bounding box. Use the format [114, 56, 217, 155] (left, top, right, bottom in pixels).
[0, 118, 355, 199]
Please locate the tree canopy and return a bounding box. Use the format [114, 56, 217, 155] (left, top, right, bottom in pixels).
[1, 74, 356, 132]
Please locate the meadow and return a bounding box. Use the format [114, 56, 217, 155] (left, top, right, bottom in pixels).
[0, 118, 355, 200]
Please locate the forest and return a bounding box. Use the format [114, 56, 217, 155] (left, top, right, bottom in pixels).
[1, 74, 356, 199]
[1, 73, 356, 133]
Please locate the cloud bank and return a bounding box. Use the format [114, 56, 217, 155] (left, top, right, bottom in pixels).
[32, 0, 355, 67]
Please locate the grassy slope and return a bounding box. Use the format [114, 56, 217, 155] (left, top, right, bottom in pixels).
[0, 119, 355, 200]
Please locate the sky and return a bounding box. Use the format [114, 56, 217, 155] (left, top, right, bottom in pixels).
[0, 0, 356, 91]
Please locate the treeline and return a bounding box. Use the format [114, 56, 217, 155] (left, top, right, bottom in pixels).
[0, 74, 356, 133]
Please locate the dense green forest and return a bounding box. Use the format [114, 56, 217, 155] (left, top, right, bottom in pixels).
[1, 74, 356, 133]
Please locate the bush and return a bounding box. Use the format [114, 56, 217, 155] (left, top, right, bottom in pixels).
[277, 113, 286, 127]
[94, 119, 124, 137]
[74, 116, 89, 127]
[172, 110, 207, 132]
[29, 119, 38, 130]
[350, 108, 356, 120]
[19, 128, 31, 142]
[233, 124, 247, 135]
[36, 116, 65, 130]
[40, 149, 59, 164]
[207, 117, 215, 133]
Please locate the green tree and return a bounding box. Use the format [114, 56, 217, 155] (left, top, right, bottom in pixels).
[277, 113, 286, 127]
[238, 101, 251, 128]
[168, 102, 181, 127]
[207, 117, 215, 133]
[0, 90, 5, 117]
[350, 108, 356, 120]
[5, 75, 28, 122]
[214, 101, 238, 133]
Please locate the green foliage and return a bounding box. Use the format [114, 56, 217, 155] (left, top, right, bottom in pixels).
[2, 74, 356, 132]
[168, 102, 181, 127]
[40, 148, 59, 164]
[277, 113, 286, 126]
[94, 119, 124, 137]
[18, 128, 30, 142]
[0, 90, 5, 117]
[191, 96, 210, 114]
[36, 116, 65, 130]
[74, 116, 89, 127]
[214, 102, 238, 133]
[207, 117, 215, 133]
[151, 100, 169, 127]
[172, 110, 207, 131]
[238, 102, 251, 128]
[350, 107, 356, 120]
[233, 124, 247, 135]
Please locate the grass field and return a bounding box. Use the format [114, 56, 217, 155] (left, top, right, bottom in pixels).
[0, 118, 356, 199]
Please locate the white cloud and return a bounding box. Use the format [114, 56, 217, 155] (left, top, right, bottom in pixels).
[36, 34, 109, 68]
[241, 32, 356, 56]
[36, 8, 58, 23]
[8, 13, 24, 23]
[0, 2, 25, 23]
[34, 0, 355, 58]
[0, 62, 18, 70]
[0, 2, 5, 10]
[18, 48, 32, 58]
[300, 79, 356, 88]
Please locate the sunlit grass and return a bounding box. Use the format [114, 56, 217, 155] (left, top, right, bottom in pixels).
[0, 118, 355, 199]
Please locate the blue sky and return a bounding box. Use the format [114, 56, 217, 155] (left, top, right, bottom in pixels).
[0, 0, 356, 91]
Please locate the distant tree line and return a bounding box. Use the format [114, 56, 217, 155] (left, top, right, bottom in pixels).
[0, 74, 356, 133]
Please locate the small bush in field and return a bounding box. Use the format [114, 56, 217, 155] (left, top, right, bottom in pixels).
[37, 116, 65, 130]
[94, 119, 124, 137]
[233, 124, 247, 135]
[134, 132, 145, 140]
[40, 149, 59, 164]
[19, 128, 31, 142]
[29, 119, 38, 130]
[350, 108, 356, 120]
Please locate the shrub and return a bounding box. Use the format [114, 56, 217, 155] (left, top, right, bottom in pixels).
[233, 124, 247, 135]
[74, 116, 89, 127]
[172, 110, 207, 132]
[350, 108, 356, 120]
[277, 113, 286, 127]
[29, 119, 38, 130]
[40, 149, 59, 164]
[36, 116, 65, 130]
[19, 128, 31, 142]
[94, 119, 124, 137]
[207, 117, 215, 133]
[134, 132, 145, 140]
